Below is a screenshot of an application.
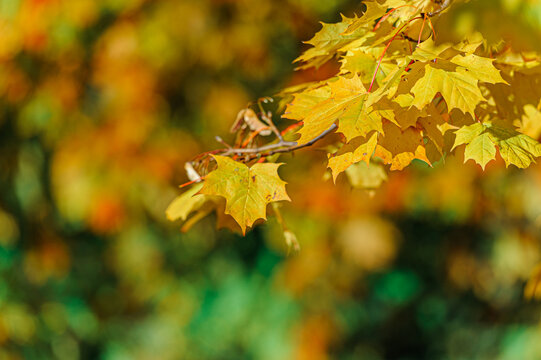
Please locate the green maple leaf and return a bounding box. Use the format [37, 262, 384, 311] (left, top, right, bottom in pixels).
[200, 156, 290, 234]
[487, 122, 541, 168]
[463, 132, 496, 170]
[452, 123, 485, 151]
[411, 63, 485, 118]
[452, 122, 541, 169]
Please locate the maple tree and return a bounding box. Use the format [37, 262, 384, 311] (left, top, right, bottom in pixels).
[168, 0, 541, 238]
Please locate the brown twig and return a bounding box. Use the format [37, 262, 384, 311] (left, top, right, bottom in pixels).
[245, 123, 337, 160]
[218, 123, 337, 159]
[261, 110, 285, 142]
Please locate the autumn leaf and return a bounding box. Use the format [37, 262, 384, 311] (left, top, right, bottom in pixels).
[166, 183, 207, 222]
[337, 99, 383, 141]
[452, 121, 541, 169]
[200, 156, 290, 234]
[374, 120, 431, 170]
[450, 54, 507, 84]
[418, 103, 447, 153]
[282, 86, 331, 121]
[373, 95, 425, 129]
[341, 49, 396, 85]
[289, 75, 367, 144]
[168, 0, 541, 236]
[464, 133, 497, 170]
[328, 132, 378, 181]
[410, 62, 485, 118]
[295, 16, 368, 69]
[411, 38, 453, 62]
[340, 0, 411, 36]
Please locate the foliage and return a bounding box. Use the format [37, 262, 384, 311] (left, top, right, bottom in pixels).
[3, 0, 541, 359]
[169, 0, 541, 236]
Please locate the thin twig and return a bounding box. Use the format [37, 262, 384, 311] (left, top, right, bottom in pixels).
[222, 140, 298, 156]
[241, 126, 271, 148]
[215, 136, 232, 148]
[260, 110, 285, 142]
[373, 5, 416, 31]
[368, 16, 423, 93]
[219, 123, 336, 159]
[247, 123, 337, 159]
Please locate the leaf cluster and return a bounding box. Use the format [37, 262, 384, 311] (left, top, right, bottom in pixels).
[169, 0, 541, 235]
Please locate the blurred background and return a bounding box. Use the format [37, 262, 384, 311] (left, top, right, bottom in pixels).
[2, 0, 541, 359]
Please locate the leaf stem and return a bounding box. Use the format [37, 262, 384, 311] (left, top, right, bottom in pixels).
[418, 14, 427, 45]
[373, 5, 416, 31]
[426, 15, 436, 40]
[368, 16, 423, 93]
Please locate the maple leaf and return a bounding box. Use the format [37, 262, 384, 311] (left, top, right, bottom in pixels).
[373, 95, 426, 129]
[341, 48, 397, 85]
[337, 100, 383, 142]
[289, 75, 368, 144]
[450, 54, 506, 84]
[452, 123, 485, 151]
[342, 0, 405, 35]
[166, 183, 207, 222]
[411, 38, 453, 62]
[328, 132, 378, 181]
[199, 156, 290, 234]
[374, 120, 431, 170]
[418, 103, 446, 154]
[295, 16, 368, 69]
[516, 104, 541, 139]
[410, 62, 485, 118]
[463, 132, 497, 170]
[452, 123, 497, 170]
[282, 86, 331, 121]
[332, 69, 408, 142]
[166, 183, 242, 233]
[487, 123, 541, 168]
[452, 121, 541, 169]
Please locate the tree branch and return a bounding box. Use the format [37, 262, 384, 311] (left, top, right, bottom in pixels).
[218, 123, 337, 159]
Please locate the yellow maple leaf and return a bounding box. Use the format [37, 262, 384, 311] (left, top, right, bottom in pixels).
[200, 156, 290, 234]
[411, 63, 485, 118]
[328, 132, 378, 181]
[374, 120, 431, 170]
[294, 75, 367, 144]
